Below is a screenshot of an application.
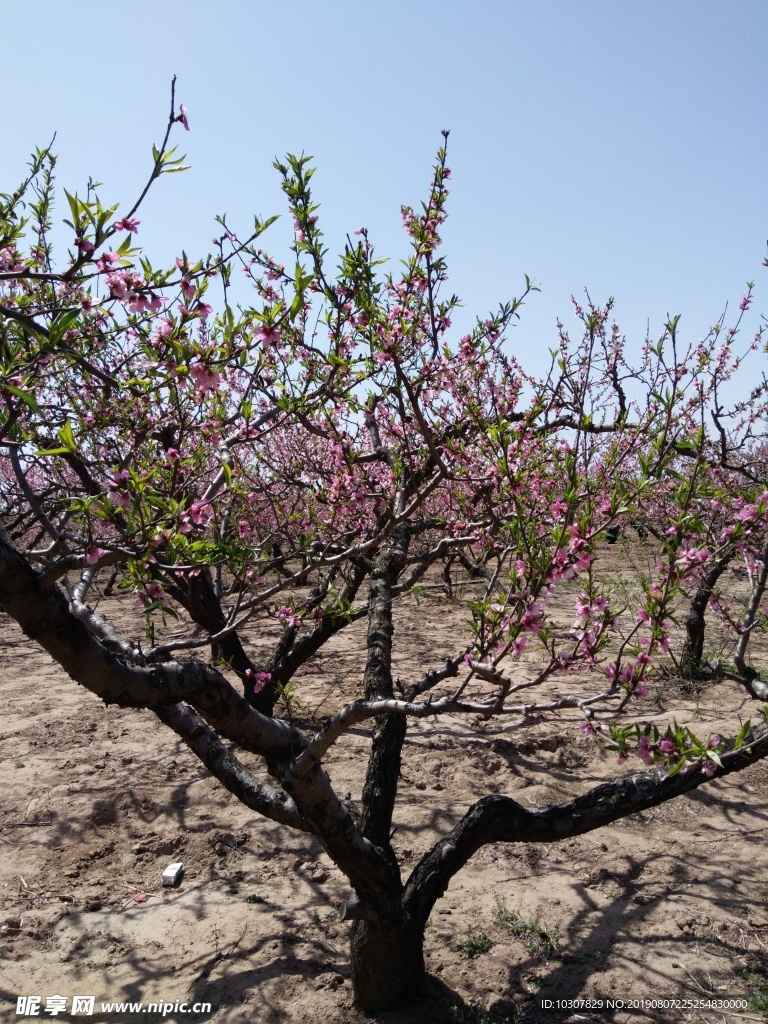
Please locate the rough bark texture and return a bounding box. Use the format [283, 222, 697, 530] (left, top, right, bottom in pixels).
[679, 552, 732, 678]
[351, 550, 417, 1012]
[153, 702, 309, 829]
[360, 556, 406, 850]
[350, 915, 425, 1014]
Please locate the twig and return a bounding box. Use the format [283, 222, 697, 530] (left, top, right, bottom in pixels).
[187, 925, 248, 990]
[681, 965, 715, 996]
[3, 819, 53, 829]
[690, 825, 768, 843]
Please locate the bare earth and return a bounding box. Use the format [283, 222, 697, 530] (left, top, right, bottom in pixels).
[2, 560, 767, 1024]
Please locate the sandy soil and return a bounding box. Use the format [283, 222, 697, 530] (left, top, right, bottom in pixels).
[2, 559, 768, 1024]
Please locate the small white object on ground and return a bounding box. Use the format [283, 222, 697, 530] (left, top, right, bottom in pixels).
[161, 862, 184, 886]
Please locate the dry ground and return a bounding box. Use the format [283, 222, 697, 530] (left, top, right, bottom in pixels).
[2, 553, 768, 1024]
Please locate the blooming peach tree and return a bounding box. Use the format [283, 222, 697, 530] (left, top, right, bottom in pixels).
[1, 89, 768, 1012]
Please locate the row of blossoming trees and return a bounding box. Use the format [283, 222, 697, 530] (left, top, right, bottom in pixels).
[1, 92, 768, 1011]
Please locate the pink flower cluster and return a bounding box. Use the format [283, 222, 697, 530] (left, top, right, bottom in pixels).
[245, 669, 272, 694]
[133, 582, 171, 609]
[276, 606, 302, 629]
[179, 500, 211, 533]
[107, 468, 132, 507]
[114, 217, 140, 234]
[189, 363, 222, 392]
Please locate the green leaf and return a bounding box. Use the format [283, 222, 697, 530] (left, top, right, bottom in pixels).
[734, 720, 751, 750]
[58, 419, 77, 452]
[49, 309, 80, 344]
[34, 446, 71, 457]
[64, 189, 82, 227]
[4, 386, 41, 414]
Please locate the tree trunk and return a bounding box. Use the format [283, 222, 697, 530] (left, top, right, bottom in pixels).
[679, 551, 732, 678]
[360, 551, 408, 849]
[350, 915, 425, 1014]
[350, 548, 425, 1013]
[733, 534, 768, 699]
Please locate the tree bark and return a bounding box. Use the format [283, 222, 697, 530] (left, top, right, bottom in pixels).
[350, 915, 425, 1014]
[349, 548, 420, 1013]
[679, 550, 732, 678]
[733, 535, 768, 700]
[360, 553, 406, 851]
[174, 571, 278, 715]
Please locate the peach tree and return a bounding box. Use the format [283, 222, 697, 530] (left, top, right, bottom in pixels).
[1, 90, 767, 1012]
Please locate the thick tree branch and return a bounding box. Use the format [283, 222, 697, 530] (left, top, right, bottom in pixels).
[153, 701, 309, 831]
[0, 524, 298, 757]
[403, 722, 768, 926]
[0, 523, 407, 910]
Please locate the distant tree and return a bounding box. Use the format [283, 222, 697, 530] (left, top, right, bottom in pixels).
[1, 87, 767, 1012]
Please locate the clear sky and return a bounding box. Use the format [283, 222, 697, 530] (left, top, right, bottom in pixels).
[2, 0, 766, 377]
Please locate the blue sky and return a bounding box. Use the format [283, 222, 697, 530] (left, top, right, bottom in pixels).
[2, 1, 766, 376]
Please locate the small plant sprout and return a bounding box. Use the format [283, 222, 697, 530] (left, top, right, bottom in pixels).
[458, 931, 494, 957]
[492, 897, 561, 962]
